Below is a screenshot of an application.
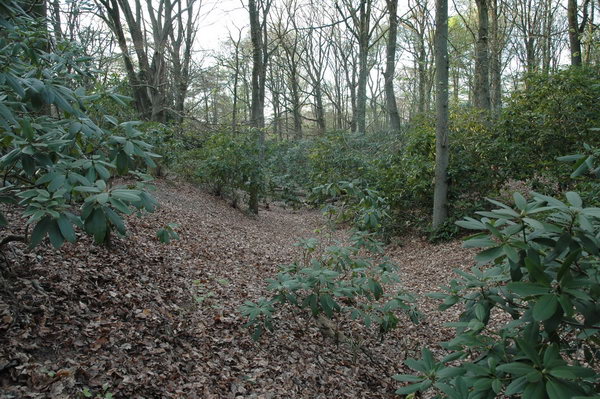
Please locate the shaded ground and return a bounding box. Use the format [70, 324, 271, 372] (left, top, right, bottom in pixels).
[0, 180, 475, 398]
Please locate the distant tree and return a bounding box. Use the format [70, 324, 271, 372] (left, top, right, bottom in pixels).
[336, 0, 385, 133]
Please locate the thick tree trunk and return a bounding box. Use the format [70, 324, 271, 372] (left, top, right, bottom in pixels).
[248, 0, 269, 214]
[50, 0, 62, 41]
[384, 0, 401, 132]
[474, 0, 491, 110]
[525, 37, 536, 73]
[249, 0, 265, 130]
[314, 83, 326, 134]
[433, 0, 449, 230]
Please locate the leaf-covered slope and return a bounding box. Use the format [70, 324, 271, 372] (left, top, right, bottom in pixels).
[0, 180, 475, 398]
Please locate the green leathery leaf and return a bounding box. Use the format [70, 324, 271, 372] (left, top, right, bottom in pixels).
[57, 214, 76, 243]
[533, 294, 558, 321]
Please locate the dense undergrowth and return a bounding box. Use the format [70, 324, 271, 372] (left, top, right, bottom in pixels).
[147, 67, 600, 239]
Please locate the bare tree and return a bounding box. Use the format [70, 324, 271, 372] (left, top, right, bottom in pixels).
[337, 0, 386, 133]
[168, 0, 201, 123]
[400, 0, 435, 115]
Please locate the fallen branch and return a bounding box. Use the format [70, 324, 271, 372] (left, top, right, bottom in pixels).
[0, 235, 26, 247]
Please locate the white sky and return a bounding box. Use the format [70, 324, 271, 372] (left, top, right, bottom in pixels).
[196, 0, 248, 53]
[193, 1, 450, 57]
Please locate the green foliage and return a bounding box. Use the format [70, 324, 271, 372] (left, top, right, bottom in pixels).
[263, 69, 599, 238]
[80, 383, 113, 399]
[264, 139, 312, 206]
[498, 67, 600, 181]
[311, 180, 390, 234]
[178, 130, 263, 209]
[373, 109, 498, 234]
[0, 2, 160, 247]
[395, 156, 600, 398]
[156, 223, 179, 243]
[240, 230, 419, 341]
[307, 131, 385, 186]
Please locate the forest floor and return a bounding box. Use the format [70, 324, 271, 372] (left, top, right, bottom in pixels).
[0, 179, 476, 399]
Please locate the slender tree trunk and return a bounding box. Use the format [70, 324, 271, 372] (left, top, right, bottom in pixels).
[356, 0, 372, 133]
[489, 0, 502, 115]
[290, 69, 303, 139]
[417, 39, 427, 114]
[452, 68, 459, 104]
[433, 0, 449, 229]
[272, 87, 282, 139]
[474, 0, 491, 110]
[347, 63, 358, 132]
[568, 0, 582, 66]
[232, 61, 239, 130]
[384, 0, 402, 132]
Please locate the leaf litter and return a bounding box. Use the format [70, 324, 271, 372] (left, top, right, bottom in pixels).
[0, 180, 476, 398]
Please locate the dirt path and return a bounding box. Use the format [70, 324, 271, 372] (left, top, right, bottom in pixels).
[0, 180, 476, 398]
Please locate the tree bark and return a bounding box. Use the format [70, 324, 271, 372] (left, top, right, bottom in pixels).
[489, 0, 501, 114]
[568, 0, 582, 66]
[433, 0, 449, 229]
[474, 0, 491, 110]
[355, 0, 371, 133]
[417, 38, 427, 114]
[384, 0, 401, 132]
[248, 0, 270, 214]
[249, 0, 265, 129]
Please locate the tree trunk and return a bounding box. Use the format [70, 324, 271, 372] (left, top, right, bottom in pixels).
[248, 0, 269, 215]
[489, 0, 502, 115]
[314, 83, 326, 134]
[525, 37, 536, 73]
[356, 0, 372, 133]
[384, 0, 401, 132]
[568, 0, 582, 66]
[474, 0, 491, 110]
[433, 0, 449, 229]
[290, 69, 303, 139]
[50, 0, 62, 41]
[417, 38, 427, 114]
[249, 0, 265, 130]
[232, 59, 239, 130]
[346, 61, 358, 132]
